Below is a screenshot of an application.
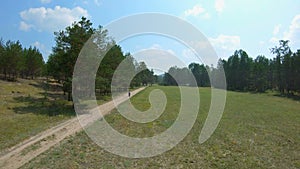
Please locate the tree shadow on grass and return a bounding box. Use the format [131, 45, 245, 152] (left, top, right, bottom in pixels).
[273, 93, 300, 101]
[28, 80, 71, 101]
[12, 95, 75, 117]
[39, 92, 68, 101]
[29, 79, 64, 93]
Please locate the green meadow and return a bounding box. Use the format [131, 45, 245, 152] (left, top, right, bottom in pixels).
[0, 79, 75, 151]
[21, 86, 300, 169]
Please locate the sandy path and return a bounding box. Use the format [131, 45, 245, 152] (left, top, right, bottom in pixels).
[0, 87, 145, 169]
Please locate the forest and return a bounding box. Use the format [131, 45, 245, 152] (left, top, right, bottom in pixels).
[163, 40, 300, 95]
[1, 17, 300, 100]
[0, 40, 44, 80]
[0, 17, 156, 101]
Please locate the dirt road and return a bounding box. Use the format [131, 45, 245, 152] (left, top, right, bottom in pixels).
[0, 87, 145, 169]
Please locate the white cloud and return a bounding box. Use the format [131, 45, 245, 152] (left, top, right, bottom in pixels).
[273, 24, 281, 35]
[269, 37, 279, 44]
[202, 13, 211, 20]
[183, 4, 211, 20]
[19, 21, 33, 31]
[149, 44, 161, 49]
[184, 4, 206, 17]
[209, 34, 240, 51]
[40, 0, 51, 4]
[31, 41, 51, 60]
[147, 44, 176, 56]
[94, 0, 101, 6]
[209, 34, 241, 58]
[215, 0, 225, 13]
[269, 14, 300, 50]
[32, 41, 45, 49]
[180, 40, 220, 65]
[133, 46, 184, 73]
[182, 48, 196, 60]
[284, 14, 300, 46]
[259, 41, 265, 45]
[19, 6, 89, 32]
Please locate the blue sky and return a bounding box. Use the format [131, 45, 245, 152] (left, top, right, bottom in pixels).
[1, 0, 300, 68]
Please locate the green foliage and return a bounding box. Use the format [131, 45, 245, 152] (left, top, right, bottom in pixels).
[48, 17, 95, 101]
[162, 40, 299, 95]
[292, 50, 300, 92]
[1, 40, 23, 80]
[47, 17, 156, 101]
[188, 63, 210, 87]
[163, 66, 194, 86]
[251, 55, 269, 92]
[20, 47, 44, 79]
[222, 49, 253, 91]
[97, 45, 125, 94]
[0, 39, 44, 81]
[270, 40, 292, 93]
[132, 62, 155, 87]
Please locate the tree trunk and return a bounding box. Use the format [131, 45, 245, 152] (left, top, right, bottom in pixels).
[67, 92, 71, 101]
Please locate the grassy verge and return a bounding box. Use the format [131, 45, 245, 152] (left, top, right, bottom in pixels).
[22, 86, 300, 168]
[0, 79, 74, 151]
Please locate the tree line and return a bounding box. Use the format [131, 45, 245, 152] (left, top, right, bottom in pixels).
[220, 40, 300, 94]
[2, 16, 299, 98]
[46, 17, 155, 100]
[0, 17, 155, 101]
[162, 64, 210, 87]
[0, 39, 45, 81]
[163, 40, 300, 95]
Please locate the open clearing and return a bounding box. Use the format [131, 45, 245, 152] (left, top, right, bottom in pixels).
[0, 79, 74, 151]
[20, 86, 300, 169]
[0, 82, 145, 169]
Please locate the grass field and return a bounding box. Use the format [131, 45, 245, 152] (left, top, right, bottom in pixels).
[20, 86, 300, 168]
[0, 79, 75, 151]
[0, 78, 136, 153]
